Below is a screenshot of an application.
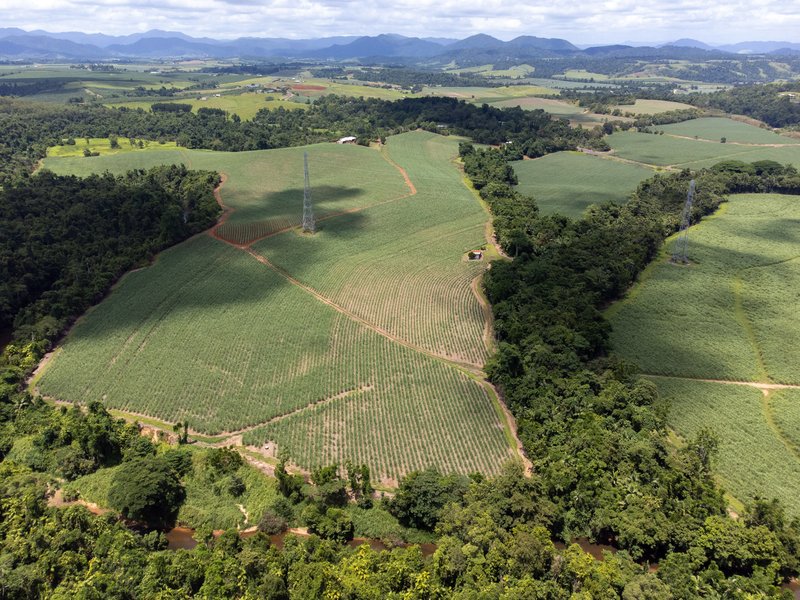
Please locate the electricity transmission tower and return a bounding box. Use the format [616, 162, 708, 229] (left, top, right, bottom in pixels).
[671, 179, 696, 264]
[302, 152, 315, 233]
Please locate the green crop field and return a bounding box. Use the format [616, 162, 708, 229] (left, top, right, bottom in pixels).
[768, 389, 800, 452]
[609, 194, 800, 382]
[512, 152, 655, 217]
[654, 378, 800, 517]
[421, 85, 558, 102]
[607, 130, 800, 168]
[608, 193, 800, 515]
[43, 143, 411, 245]
[657, 117, 800, 144]
[37, 132, 514, 483]
[253, 133, 489, 365]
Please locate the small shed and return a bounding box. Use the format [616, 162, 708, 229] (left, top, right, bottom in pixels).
[337, 136, 357, 144]
[468, 250, 483, 260]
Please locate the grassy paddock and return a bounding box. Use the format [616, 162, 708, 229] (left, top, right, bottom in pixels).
[107, 93, 308, 119]
[611, 99, 694, 115]
[64, 446, 279, 530]
[512, 152, 654, 217]
[47, 137, 179, 158]
[657, 117, 800, 144]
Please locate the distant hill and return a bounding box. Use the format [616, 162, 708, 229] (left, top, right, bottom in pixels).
[422, 37, 459, 46]
[718, 41, 800, 53]
[583, 44, 633, 55]
[106, 37, 235, 59]
[668, 38, 715, 50]
[506, 35, 578, 52]
[0, 27, 795, 64]
[445, 34, 506, 51]
[0, 35, 105, 59]
[308, 34, 445, 59]
[770, 47, 800, 56]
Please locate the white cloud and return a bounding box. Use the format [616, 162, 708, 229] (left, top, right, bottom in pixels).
[0, 0, 798, 43]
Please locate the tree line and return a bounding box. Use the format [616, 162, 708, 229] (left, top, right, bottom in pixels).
[0, 165, 220, 367]
[463, 142, 800, 590]
[0, 95, 605, 184]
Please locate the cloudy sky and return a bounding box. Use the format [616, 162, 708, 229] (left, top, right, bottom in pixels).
[0, 0, 798, 44]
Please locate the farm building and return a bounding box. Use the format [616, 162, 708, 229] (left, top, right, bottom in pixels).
[337, 136, 357, 144]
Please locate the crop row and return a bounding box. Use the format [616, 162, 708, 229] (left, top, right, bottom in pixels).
[657, 378, 800, 517]
[610, 194, 800, 384]
[255, 132, 491, 365]
[244, 314, 512, 480]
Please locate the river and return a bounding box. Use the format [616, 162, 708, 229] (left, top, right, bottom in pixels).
[50, 494, 800, 597]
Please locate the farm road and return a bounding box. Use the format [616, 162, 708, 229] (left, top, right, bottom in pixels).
[643, 373, 800, 393]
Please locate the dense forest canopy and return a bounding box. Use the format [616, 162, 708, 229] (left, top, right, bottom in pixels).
[0, 166, 220, 347]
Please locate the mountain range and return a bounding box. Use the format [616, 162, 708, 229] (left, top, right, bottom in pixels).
[0, 28, 797, 62]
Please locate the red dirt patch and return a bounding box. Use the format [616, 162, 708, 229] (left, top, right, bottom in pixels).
[292, 84, 326, 91]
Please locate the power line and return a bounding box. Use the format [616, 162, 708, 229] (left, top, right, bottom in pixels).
[302, 152, 315, 234]
[671, 179, 695, 264]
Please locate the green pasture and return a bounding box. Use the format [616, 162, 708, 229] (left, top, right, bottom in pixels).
[654, 378, 800, 517]
[606, 130, 800, 167]
[483, 64, 535, 78]
[46, 137, 179, 158]
[276, 78, 412, 101]
[38, 132, 512, 482]
[108, 93, 308, 119]
[512, 152, 655, 217]
[421, 84, 559, 103]
[611, 99, 694, 115]
[490, 97, 582, 115]
[609, 193, 800, 383]
[657, 117, 800, 145]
